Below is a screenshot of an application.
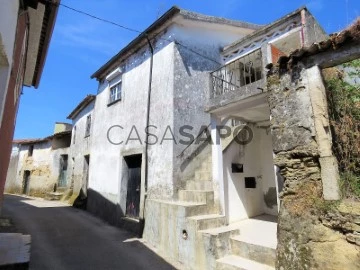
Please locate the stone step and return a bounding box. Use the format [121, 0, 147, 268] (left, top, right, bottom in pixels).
[56, 187, 67, 193]
[230, 236, 276, 267]
[150, 199, 217, 217]
[45, 192, 63, 201]
[186, 180, 213, 191]
[199, 224, 241, 261]
[187, 214, 226, 230]
[178, 190, 214, 203]
[216, 255, 275, 270]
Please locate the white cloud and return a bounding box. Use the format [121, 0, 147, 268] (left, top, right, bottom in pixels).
[54, 21, 123, 56]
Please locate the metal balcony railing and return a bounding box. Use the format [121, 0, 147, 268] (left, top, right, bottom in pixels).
[210, 49, 263, 98]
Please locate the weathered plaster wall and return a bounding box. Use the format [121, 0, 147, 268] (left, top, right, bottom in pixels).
[5, 141, 69, 197]
[68, 101, 94, 200]
[88, 21, 252, 225]
[172, 23, 252, 195]
[5, 145, 20, 193]
[88, 33, 175, 225]
[303, 11, 328, 47]
[54, 122, 72, 134]
[267, 65, 359, 270]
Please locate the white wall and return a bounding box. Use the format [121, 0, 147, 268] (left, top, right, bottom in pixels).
[259, 128, 278, 216]
[0, 0, 19, 128]
[5, 144, 20, 191]
[89, 19, 259, 221]
[68, 101, 94, 194]
[89, 37, 175, 215]
[224, 126, 277, 223]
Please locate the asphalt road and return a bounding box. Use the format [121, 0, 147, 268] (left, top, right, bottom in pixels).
[2, 194, 175, 270]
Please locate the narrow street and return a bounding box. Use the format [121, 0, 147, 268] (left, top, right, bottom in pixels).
[2, 195, 175, 270]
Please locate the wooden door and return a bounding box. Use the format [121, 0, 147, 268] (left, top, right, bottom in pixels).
[125, 155, 142, 218]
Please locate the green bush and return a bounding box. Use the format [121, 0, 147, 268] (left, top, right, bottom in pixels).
[323, 59, 360, 199]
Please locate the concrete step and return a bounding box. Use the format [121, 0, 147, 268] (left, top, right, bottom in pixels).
[150, 199, 217, 217]
[45, 192, 64, 201]
[216, 255, 275, 270]
[200, 224, 241, 261]
[186, 180, 213, 191]
[178, 190, 214, 203]
[187, 214, 226, 230]
[230, 236, 276, 267]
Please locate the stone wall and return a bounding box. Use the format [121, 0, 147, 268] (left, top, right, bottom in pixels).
[267, 65, 360, 269]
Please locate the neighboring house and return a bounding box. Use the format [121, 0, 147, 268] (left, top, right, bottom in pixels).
[89, 6, 262, 229]
[0, 0, 60, 212]
[5, 124, 71, 198]
[66, 95, 96, 206]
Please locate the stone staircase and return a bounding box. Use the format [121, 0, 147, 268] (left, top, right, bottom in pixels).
[212, 216, 277, 270]
[144, 137, 277, 270]
[175, 156, 277, 270]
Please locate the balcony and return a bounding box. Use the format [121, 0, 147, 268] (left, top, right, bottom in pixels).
[210, 49, 264, 98]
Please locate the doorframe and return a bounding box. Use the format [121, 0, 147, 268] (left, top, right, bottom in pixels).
[83, 154, 90, 196]
[120, 147, 146, 220]
[22, 170, 31, 195]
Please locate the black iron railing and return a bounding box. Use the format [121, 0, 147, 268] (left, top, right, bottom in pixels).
[210, 49, 263, 98]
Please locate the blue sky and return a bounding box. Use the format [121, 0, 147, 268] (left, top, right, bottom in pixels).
[14, 0, 359, 139]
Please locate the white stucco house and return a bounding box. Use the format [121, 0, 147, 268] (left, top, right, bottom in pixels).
[88, 6, 262, 229]
[66, 95, 95, 207]
[83, 6, 328, 270]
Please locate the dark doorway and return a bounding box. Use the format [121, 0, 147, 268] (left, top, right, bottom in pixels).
[83, 155, 90, 196]
[59, 155, 68, 187]
[23, 170, 30, 195]
[124, 154, 142, 219]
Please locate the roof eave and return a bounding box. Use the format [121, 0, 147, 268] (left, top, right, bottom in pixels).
[90, 6, 181, 80]
[67, 95, 96, 120]
[223, 6, 307, 53]
[32, 0, 60, 88]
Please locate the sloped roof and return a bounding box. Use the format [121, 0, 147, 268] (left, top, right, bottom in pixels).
[67, 95, 96, 120]
[13, 130, 71, 145]
[277, 18, 360, 67]
[13, 138, 48, 145]
[91, 6, 262, 80]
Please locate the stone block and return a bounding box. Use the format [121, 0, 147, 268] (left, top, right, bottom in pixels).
[319, 156, 340, 200]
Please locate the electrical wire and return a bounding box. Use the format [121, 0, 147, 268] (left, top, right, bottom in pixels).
[46, 1, 222, 65]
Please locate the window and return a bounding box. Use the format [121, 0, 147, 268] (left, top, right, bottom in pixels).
[109, 82, 122, 104]
[28, 145, 34, 157]
[85, 115, 91, 137]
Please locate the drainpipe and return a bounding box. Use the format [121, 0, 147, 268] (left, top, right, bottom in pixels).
[140, 35, 154, 235]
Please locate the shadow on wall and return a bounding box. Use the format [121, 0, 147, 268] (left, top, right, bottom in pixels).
[73, 189, 87, 210]
[83, 189, 144, 236]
